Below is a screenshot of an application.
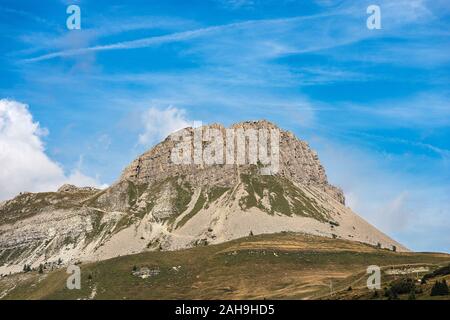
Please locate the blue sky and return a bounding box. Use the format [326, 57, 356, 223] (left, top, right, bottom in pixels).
[0, 0, 449, 252]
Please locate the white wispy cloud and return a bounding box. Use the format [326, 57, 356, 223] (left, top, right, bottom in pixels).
[347, 93, 450, 128]
[22, 11, 348, 63]
[215, 0, 255, 9]
[22, 0, 440, 64]
[14, 14, 194, 58]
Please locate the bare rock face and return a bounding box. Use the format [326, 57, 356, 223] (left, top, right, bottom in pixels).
[121, 120, 345, 205]
[0, 120, 407, 276]
[57, 184, 79, 193]
[57, 184, 100, 193]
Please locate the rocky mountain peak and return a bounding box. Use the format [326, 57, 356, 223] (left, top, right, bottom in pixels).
[0, 120, 407, 277]
[120, 119, 345, 204]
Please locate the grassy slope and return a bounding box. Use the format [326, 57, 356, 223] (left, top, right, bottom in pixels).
[1, 232, 449, 300]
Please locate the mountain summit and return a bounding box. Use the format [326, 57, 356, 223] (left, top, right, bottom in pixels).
[0, 120, 406, 275]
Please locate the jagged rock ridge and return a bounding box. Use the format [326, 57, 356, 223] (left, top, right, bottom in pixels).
[121, 120, 345, 204]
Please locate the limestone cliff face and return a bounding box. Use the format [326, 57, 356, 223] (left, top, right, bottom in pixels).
[120, 120, 345, 205]
[0, 120, 406, 276]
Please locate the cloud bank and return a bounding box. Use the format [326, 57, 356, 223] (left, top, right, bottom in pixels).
[0, 99, 105, 201]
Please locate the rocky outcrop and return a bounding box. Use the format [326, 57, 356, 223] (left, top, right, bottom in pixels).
[57, 184, 100, 193]
[121, 120, 345, 204]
